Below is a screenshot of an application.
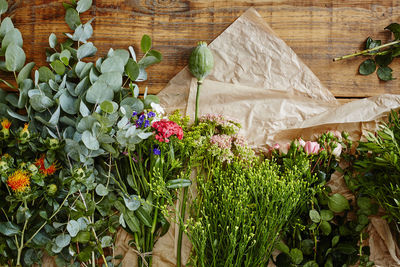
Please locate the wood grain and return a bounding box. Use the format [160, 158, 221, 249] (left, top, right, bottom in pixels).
[4, 0, 400, 99]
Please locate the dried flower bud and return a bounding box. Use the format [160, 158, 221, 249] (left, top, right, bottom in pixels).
[189, 41, 214, 83]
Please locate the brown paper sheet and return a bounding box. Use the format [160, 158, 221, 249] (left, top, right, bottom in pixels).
[158, 7, 338, 115]
[186, 79, 337, 147]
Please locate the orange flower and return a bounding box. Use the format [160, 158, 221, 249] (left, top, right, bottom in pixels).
[35, 155, 57, 176]
[7, 170, 30, 193]
[1, 119, 11, 129]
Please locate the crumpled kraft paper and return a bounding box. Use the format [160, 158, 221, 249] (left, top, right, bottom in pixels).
[158, 7, 338, 115]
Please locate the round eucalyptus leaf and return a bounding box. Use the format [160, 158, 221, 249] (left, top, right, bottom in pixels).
[100, 100, 118, 114]
[5, 43, 25, 72]
[0, 0, 8, 15]
[60, 49, 71, 66]
[51, 60, 66, 75]
[82, 130, 100, 150]
[65, 8, 81, 30]
[101, 56, 124, 74]
[30, 94, 54, 112]
[124, 195, 140, 211]
[79, 100, 90, 117]
[112, 49, 130, 65]
[55, 233, 71, 248]
[0, 17, 14, 38]
[143, 95, 160, 109]
[98, 71, 122, 92]
[126, 58, 139, 81]
[95, 184, 108, 196]
[359, 59, 376, 75]
[17, 62, 35, 84]
[77, 42, 97, 60]
[86, 80, 114, 104]
[76, 0, 92, 13]
[51, 244, 63, 254]
[2, 28, 23, 50]
[60, 92, 78, 115]
[38, 66, 55, 82]
[77, 116, 97, 132]
[49, 33, 57, 49]
[67, 220, 80, 237]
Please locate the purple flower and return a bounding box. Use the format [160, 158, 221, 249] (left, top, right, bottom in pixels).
[153, 147, 161, 156]
[148, 112, 155, 118]
[132, 111, 138, 117]
[144, 120, 150, 128]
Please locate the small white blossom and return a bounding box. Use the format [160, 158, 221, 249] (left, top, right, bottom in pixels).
[151, 102, 165, 115]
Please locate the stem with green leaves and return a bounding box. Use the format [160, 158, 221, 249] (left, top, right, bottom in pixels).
[333, 39, 400, 61]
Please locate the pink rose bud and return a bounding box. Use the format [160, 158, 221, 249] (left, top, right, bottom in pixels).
[332, 143, 342, 158]
[280, 143, 290, 154]
[272, 143, 280, 150]
[304, 141, 320, 155]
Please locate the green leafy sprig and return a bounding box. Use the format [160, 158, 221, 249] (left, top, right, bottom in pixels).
[334, 23, 400, 81]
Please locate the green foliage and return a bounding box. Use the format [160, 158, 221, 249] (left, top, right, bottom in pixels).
[0, 0, 162, 266]
[188, 157, 309, 267]
[274, 132, 374, 267]
[348, 109, 400, 227]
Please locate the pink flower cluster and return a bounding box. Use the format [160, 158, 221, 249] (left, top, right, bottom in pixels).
[152, 120, 183, 143]
[210, 134, 233, 150]
[200, 114, 240, 131]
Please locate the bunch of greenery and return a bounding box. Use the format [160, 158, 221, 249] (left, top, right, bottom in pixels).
[155, 114, 307, 266]
[0, 118, 69, 266]
[0, 0, 164, 266]
[273, 132, 374, 267]
[348, 109, 400, 231]
[188, 157, 309, 266]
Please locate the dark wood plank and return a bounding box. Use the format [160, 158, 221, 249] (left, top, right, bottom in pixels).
[3, 0, 400, 98]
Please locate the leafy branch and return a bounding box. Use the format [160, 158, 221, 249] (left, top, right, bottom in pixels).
[334, 23, 400, 81]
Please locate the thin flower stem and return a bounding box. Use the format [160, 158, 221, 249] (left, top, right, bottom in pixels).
[176, 187, 188, 267]
[24, 192, 70, 247]
[333, 39, 400, 61]
[194, 81, 202, 125]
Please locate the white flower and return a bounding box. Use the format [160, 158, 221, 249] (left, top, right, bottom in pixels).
[332, 143, 342, 158]
[298, 138, 306, 147]
[151, 102, 165, 115]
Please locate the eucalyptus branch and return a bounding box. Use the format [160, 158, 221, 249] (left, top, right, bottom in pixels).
[333, 39, 400, 61]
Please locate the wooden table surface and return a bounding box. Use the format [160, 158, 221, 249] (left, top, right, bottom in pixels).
[5, 0, 400, 101]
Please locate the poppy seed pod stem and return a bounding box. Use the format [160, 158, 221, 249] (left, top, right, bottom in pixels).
[194, 81, 202, 125]
[189, 41, 214, 124]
